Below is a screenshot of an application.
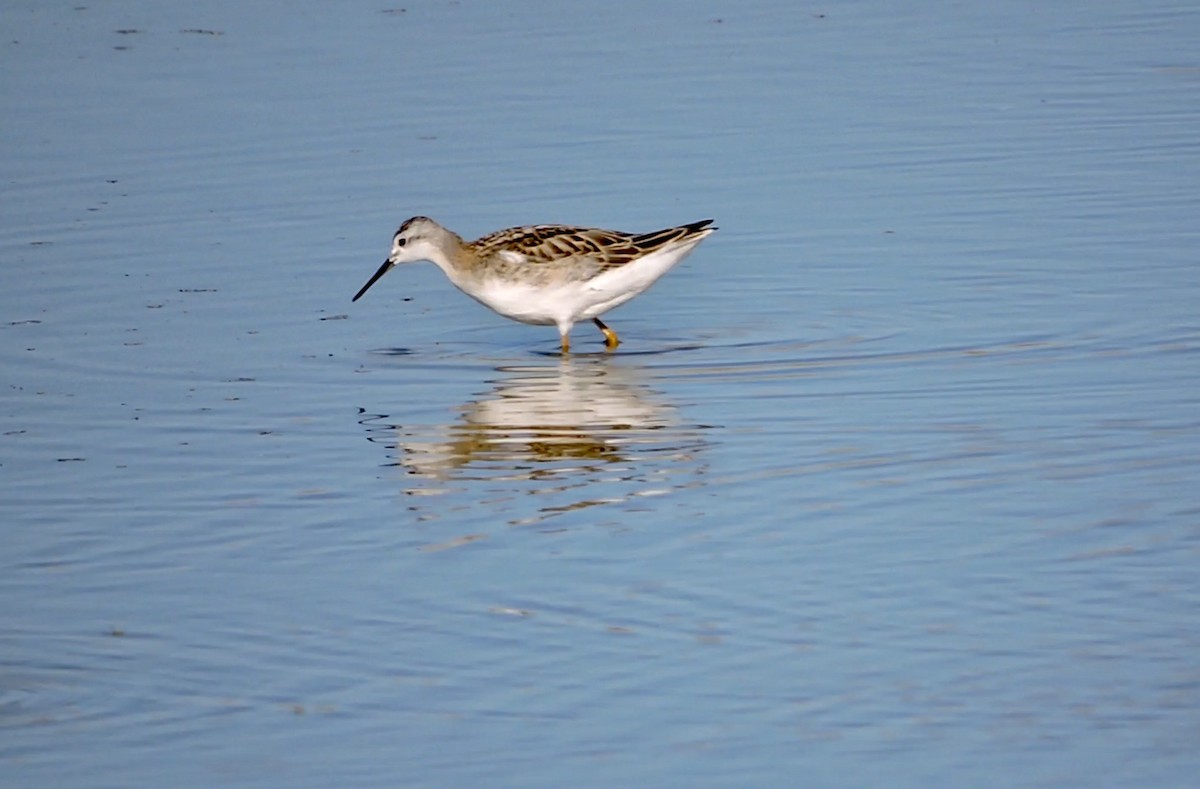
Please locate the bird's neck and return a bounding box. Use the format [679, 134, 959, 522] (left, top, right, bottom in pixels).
[427, 232, 475, 286]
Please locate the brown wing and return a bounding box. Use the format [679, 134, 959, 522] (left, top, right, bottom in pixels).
[472, 225, 636, 267]
[473, 220, 714, 269]
[630, 219, 716, 255]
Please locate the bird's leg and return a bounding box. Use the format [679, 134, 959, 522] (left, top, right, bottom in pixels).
[593, 318, 620, 349]
[560, 332, 571, 354]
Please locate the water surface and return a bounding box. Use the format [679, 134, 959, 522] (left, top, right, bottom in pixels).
[3, 2, 1199, 787]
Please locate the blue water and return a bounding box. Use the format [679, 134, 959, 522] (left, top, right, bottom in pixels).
[3, 2, 1199, 787]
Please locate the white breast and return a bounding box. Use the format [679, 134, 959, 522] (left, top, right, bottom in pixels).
[454, 278, 573, 325]
[447, 235, 708, 329]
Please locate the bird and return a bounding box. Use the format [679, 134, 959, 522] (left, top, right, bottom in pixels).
[352, 216, 716, 352]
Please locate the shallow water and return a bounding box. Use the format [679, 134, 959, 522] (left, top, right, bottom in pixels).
[3, 2, 1199, 787]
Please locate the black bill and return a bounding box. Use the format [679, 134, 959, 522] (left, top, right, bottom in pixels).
[352, 259, 393, 302]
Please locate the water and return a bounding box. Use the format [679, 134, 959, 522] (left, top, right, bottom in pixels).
[3, 1, 1199, 787]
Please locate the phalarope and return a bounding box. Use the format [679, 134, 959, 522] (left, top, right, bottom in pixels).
[353, 216, 716, 352]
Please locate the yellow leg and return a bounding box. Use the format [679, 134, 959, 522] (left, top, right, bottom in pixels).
[560, 333, 570, 354]
[593, 317, 620, 349]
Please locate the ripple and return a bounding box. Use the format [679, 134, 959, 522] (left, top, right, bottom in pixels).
[357, 357, 711, 527]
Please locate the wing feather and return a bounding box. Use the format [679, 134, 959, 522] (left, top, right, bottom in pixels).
[471, 220, 714, 271]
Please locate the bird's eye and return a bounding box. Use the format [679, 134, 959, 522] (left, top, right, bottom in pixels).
[396, 237, 407, 247]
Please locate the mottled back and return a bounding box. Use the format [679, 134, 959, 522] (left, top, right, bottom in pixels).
[472, 219, 715, 270]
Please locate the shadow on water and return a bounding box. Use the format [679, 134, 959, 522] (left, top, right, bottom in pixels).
[357, 356, 712, 527]
[526, 343, 709, 358]
[351, 326, 1131, 533]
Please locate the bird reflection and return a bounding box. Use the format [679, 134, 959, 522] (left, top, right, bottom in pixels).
[360, 357, 709, 519]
